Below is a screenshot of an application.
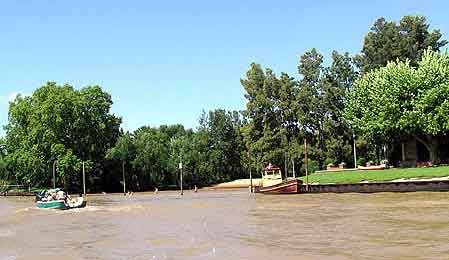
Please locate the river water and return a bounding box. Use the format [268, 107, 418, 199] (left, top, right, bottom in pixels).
[1, 190, 449, 260]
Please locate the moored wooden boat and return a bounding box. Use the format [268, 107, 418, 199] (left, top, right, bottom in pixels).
[256, 163, 303, 194]
[259, 179, 302, 194]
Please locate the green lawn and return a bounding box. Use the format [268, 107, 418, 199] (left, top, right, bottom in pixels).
[298, 166, 449, 184]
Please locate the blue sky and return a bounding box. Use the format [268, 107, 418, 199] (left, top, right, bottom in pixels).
[1, 1, 448, 136]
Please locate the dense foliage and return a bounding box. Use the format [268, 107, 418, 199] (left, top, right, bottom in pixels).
[346, 50, 449, 163]
[106, 110, 247, 191]
[241, 49, 358, 173]
[356, 16, 447, 73]
[4, 82, 121, 189]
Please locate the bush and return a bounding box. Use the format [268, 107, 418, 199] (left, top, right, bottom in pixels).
[357, 158, 367, 166]
[300, 159, 320, 175]
[324, 158, 337, 167]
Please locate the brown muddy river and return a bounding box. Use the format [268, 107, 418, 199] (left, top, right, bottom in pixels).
[1, 190, 449, 260]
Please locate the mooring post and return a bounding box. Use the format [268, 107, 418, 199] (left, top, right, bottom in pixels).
[248, 149, 253, 193]
[304, 139, 309, 192]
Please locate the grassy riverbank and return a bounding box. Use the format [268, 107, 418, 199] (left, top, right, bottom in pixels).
[298, 166, 449, 184]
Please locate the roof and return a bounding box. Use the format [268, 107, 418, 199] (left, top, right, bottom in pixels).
[265, 163, 281, 171]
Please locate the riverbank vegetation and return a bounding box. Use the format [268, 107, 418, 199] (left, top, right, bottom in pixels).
[1, 15, 449, 192]
[299, 166, 449, 185]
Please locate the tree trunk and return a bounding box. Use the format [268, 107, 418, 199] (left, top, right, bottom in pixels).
[415, 135, 440, 164]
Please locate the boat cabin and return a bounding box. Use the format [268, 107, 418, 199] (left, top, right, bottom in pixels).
[262, 163, 283, 187]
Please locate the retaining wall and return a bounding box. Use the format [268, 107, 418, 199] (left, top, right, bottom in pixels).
[303, 180, 449, 193]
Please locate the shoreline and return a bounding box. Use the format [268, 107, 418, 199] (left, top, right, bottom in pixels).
[211, 176, 449, 189]
[4, 176, 449, 197]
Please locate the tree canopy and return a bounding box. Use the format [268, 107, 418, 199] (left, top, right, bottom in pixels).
[357, 15, 448, 73]
[5, 82, 121, 187]
[345, 50, 449, 163]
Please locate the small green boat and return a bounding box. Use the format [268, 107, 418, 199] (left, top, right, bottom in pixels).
[36, 188, 87, 210]
[36, 200, 68, 209]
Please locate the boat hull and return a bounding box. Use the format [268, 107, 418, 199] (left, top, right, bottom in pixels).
[36, 200, 67, 209]
[36, 199, 87, 210]
[258, 179, 302, 194]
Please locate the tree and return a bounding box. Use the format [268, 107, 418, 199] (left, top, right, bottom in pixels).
[345, 50, 449, 164]
[106, 132, 136, 191]
[0, 138, 10, 182]
[197, 109, 246, 183]
[132, 127, 170, 189]
[5, 82, 121, 187]
[321, 51, 358, 166]
[357, 16, 447, 73]
[241, 62, 300, 172]
[297, 48, 326, 169]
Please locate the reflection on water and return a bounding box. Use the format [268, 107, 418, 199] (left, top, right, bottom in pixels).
[1, 190, 449, 259]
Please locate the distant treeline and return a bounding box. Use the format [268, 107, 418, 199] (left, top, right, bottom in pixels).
[1, 15, 448, 191]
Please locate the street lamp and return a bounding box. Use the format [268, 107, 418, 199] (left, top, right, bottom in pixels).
[52, 160, 58, 189]
[179, 160, 183, 196]
[353, 132, 357, 169]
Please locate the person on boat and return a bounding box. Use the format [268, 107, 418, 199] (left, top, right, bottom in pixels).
[56, 190, 66, 201]
[47, 191, 56, 201]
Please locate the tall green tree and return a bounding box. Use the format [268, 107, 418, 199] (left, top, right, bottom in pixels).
[197, 109, 246, 183]
[321, 51, 358, 166]
[0, 138, 9, 181]
[132, 127, 170, 189]
[5, 82, 121, 187]
[357, 15, 447, 73]
[241, 63, 294, 171]
[345, 50, 449, 164]
[297, 48, 326, 168]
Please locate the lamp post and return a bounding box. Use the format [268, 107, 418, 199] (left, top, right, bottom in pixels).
[52, 160, 58, 189]
[179, 161, 183, 196]
[179, 146, 184, 196]
[82, 161, 86, 198]
[122, 161, 126, 196]
[353, 133, 357, 169]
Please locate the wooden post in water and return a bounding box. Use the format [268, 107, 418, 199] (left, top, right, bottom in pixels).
[304, 139, 309, 192]
[248, 150, 253, 193]
[122, 161, 126, 195]
[82, 162, 86, 198]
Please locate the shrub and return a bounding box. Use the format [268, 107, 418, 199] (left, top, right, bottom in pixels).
[357, 158, 367, 166]
[324, 158, 337, 167]
[300, 159, 320, 175]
